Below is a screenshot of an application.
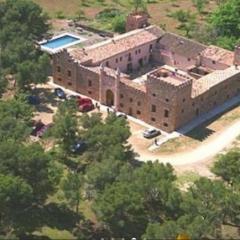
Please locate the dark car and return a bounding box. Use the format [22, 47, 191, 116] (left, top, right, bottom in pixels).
[37, 123, 53, 138]
[70, 140, 87, 154]
[31, 121, 53, 138]
[54, 88, 66, 99]
[31, 121, 45, 137]
[143, 128, 161, 139]
[67, 95, 76, 100]
[27, 95, 40, 105]
[116, 112, 127, 119]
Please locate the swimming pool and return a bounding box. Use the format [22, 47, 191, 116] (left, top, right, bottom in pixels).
[40, 33, 86, 54]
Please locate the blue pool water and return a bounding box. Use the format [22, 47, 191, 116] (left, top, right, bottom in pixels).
[41, 35, 80, 49]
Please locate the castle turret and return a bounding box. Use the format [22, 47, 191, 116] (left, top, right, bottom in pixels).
[125, 11, 149, 32]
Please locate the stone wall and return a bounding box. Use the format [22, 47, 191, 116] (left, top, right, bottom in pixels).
[100, 41, 156, 73]
[118, 82, 148, 122]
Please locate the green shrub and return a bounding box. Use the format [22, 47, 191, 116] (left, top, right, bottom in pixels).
[112, 15, 126, 33]
[96, 8, 122, 20]
[55, 11, 65, 19]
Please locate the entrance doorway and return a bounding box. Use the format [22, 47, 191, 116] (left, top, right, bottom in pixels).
[127, 63, 133, 73]
[106, 89, 114, 106]
[128, 107, 133, 116]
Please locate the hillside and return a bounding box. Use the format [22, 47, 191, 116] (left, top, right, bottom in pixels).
[33, 0, 217, 33]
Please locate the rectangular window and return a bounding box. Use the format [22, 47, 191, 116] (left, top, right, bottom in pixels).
[164, 109, 169, 118]
[88, 80, 92, 87]
[137, 110, 141, 115]
[120, 94, 124, 99]
[68, 82, 72, 86]
[120, 103, 124, 107]
[57, 66, 61, 72]
[128, 53, 132, 61]
[137, 101, 141, 106]
[151, 105, 156, 112]
[116, 58, 118, 63]
[163, 122, 168, 127]
[58, 78, 62, 81]
[120, 57, 122, 61]
[149, 44, 153, 52]
[106, 61, 109, 67]
[151, 117, 156, 122]
[67, 70, 71, 77]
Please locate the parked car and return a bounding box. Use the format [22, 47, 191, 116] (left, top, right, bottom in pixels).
[37, 123, 53, 138]
[26, 95, 40, 105]
[143, 128, 160, 139]
[78, 97, 94, 112]
[31, 121, 45, 136]
[54, 88, 66, 99]
[79, 103, 94, 112]
[116, 112, 127, 119]
[31, 121, 53, 138]
[70, 140, 87, 154]
[67, 95, 80, 101]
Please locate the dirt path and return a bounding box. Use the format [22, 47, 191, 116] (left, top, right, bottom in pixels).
[136, 120, 240, 169]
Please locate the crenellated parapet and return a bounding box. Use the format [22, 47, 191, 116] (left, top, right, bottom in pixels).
[147, 67, 193, 91]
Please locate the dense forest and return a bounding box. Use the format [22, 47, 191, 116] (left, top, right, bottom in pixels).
[0, 0, 239, 239]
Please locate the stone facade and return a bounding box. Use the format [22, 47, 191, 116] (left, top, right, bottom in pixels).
[125, 11, 149, 32]
[52, 24, 240, 132]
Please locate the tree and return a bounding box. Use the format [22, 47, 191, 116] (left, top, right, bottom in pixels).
[82, 113, 132, 162]
[131, 0, 147, 12]
[93, 162, 182, 238]
[143, 221, 181, 240]
[212, 149, 240, 186]
[209, 0, 240, 49]
[0, 0, 49, 44]
[180, 177, 239, 239]
[50, 100, 79, 156]
[0, 174, 33, 235]
[0, 97, 33, 141]
[62, 171, 82, 214]
[112, 15, 126, 33]
[0, 71, 7, 97]
[0, 0, 50, 90]
[0, 141, 62, 203]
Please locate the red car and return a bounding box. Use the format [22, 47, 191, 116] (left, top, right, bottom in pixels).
[77, 97, 94, 112]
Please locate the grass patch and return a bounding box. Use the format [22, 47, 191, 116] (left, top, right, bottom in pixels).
[176, 171, 200, 188]
[34, 227, 76, 240]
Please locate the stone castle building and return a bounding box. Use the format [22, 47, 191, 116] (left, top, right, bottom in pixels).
[52, 12, 240, 132]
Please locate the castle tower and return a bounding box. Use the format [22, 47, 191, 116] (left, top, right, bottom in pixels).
[125, 11, 149, 32]
[234, 45, 240, 65]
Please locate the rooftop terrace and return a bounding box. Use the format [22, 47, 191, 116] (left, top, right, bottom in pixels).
[148, 65, 193, 87]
